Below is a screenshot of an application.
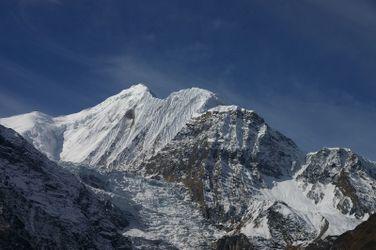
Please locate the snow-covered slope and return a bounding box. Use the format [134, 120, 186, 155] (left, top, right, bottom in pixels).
[0, 125, 131, 249]
[0, 84, 220, 169]
[0, 111, 62, 160]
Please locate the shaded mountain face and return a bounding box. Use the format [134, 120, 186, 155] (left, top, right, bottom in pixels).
[213, 233, 255, 250]
[0, 125, 131, 250]
[144, 106, 304, 225]
[1, 85, 375, 249]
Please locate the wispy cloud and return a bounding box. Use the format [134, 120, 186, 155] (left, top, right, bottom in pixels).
[95, 54, 209, 97]
[0, 57, 93, 114]
[310, 0, 376, 29]
[0, 89, 31, 117]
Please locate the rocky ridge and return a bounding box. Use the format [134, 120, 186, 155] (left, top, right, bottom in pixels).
[0, 125, 131, 249]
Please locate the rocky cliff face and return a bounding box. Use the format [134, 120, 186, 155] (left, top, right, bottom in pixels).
[297, 148, 376, 219]
[213, 233, 255, 250]
[0, 125, 131, 249]
[144, 106, 304, 226]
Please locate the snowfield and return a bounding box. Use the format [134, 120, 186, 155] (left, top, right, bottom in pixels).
[110, 173, 224, 249]
[65, 166, 225, 249]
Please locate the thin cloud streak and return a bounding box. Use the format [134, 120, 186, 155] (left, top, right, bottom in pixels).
[0, 89, 31, 117]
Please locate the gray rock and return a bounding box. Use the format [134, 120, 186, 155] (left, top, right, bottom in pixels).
[0, 125, 131, 249]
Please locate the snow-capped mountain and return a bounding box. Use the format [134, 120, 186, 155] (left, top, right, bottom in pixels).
[297, 148, 376, 219]
[1, 84, 375, 249]
[0, 125, 131, 249]
[144, 105, 305, 225]
[0, 84, 220, 169]
[142, 104, 375, 248]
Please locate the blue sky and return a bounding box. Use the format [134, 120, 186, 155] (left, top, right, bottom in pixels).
[0, 0, 375, 159]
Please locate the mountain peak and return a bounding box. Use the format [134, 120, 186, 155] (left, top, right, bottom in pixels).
[114, 84, 218, 103]
[114, 83, 152, 99]
[126, 83, 150, 92]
